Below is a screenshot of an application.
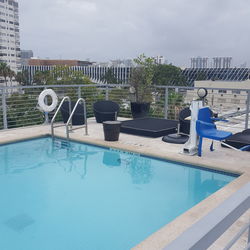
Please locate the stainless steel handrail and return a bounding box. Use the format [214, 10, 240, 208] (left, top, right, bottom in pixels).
[51, 96, 71, 137]
[66, 98, 88, 140]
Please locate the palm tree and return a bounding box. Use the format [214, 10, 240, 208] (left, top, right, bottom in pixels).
[0, 62, 12, 87]
[8, 69, 16, 93]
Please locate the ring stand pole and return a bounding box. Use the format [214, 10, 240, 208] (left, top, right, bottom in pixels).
[44, 112, 49, 124]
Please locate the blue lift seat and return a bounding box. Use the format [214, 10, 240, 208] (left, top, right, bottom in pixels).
[196, 107, 232, 157]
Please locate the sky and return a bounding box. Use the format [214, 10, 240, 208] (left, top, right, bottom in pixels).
[19, 0, 250, 67]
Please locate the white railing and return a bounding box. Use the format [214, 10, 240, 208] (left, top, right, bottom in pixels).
[0, 84, 249, 131]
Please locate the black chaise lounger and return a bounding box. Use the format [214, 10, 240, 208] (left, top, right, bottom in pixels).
[222, 129, 250, 151]
[120, 118, 178, 138]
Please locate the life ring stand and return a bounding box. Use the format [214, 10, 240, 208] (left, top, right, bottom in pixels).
[38, 89, 58, 112]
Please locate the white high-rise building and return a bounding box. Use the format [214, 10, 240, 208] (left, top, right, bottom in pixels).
[0, 0, 20, 72]
[153, 55, 165, 65]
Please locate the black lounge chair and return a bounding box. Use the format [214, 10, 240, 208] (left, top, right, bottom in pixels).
[60, 101, 85, 125]
[222, 129, 250, 151]
[93, 100, 120, 123]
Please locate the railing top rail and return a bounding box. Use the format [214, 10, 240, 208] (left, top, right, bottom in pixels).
[163, 182, 250, 250]
[0, 84, 130, 90]
[153, 85, 250, 91]
[0, 84, 250, 92]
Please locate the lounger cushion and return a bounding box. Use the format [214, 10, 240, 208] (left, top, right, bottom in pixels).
[223, 132, 250, 151]
[242, 129, 250, 135]
[120, 118, 178, 137]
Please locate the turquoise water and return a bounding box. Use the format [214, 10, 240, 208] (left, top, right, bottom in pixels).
[0, 137, 236, 250]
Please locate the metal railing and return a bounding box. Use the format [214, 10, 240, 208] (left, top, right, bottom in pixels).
[51, 96, 71, 137]
[0, 84, 249, 131]
[66, 98, 88, 139]
[163, 182, 250, 250]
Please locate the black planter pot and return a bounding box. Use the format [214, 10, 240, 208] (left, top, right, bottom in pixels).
[130, 102, 150, 119]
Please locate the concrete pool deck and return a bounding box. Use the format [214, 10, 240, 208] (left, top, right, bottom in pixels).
[0, 118, 249, 250]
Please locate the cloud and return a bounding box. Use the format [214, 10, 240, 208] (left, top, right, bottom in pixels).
[19, 0, 250, 66]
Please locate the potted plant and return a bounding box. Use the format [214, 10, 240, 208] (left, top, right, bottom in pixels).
[129, 54, 155, 119]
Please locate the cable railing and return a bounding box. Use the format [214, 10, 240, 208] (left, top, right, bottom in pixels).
[0, 84, 249, 131]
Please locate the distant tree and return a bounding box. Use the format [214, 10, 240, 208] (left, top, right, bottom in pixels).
[15, 70, 29, 86]
[32, 66, 93, 86]
[152, 64, 187, 86]
[9, 70, 16, 88]
[100, 68, 119, 84]
[33, 70, 51, 85]
[0, 62, 15, 87]
[168, 90, 185, 119]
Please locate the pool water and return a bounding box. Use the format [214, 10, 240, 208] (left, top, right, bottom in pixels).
[0, 137, 236, 250]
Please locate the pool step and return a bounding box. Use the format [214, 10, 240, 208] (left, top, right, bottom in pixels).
[52, 139, 71, 149]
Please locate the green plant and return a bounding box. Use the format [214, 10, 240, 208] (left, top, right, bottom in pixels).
[168, 90, 185, 119]
[15, 70, 30, 85]
[6, 92, 44, 128]
[129, 54, 155, 103]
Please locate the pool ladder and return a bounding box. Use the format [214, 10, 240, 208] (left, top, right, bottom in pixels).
[51, 96, 88, 139]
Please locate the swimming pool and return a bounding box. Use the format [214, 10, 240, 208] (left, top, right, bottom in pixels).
[0, 137, 237, 250]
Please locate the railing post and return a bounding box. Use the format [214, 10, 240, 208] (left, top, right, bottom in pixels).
[164, 87, 169, 119]
[105, 85, 109, 100]
[245, 90, 250, 129]
[77, 86, 81, 99]
[1, 87, 8, 129]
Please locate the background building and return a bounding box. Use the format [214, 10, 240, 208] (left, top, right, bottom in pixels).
[20, 49, 33, 65]
[185, 79, 250, 112]
[190, 57, 209, 68]
[22, 64, 250, 86]
[183, 67, 250, 85]
[28, 59, 93, 67]
[213, 57, 232, 68]
[94, 59, 135, 67]
[153, 55, 165, 65]
[22, 64, 132, 84]
[190, 57, 232, 69]
[0, 0, 20, 72]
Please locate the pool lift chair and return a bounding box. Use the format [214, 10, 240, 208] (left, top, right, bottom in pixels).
[51, 97, 88, 140]
[196, 107, 250, 157]
[182, 99, 204, 155]
[182, 88, 250, 156]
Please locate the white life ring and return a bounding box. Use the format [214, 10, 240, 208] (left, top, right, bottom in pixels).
[38, 89, 58, 112]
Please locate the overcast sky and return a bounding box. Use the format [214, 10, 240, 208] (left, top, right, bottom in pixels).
[19, 0, 250, 67]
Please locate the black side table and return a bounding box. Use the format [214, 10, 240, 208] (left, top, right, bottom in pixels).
[103, 121, 121, 141]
